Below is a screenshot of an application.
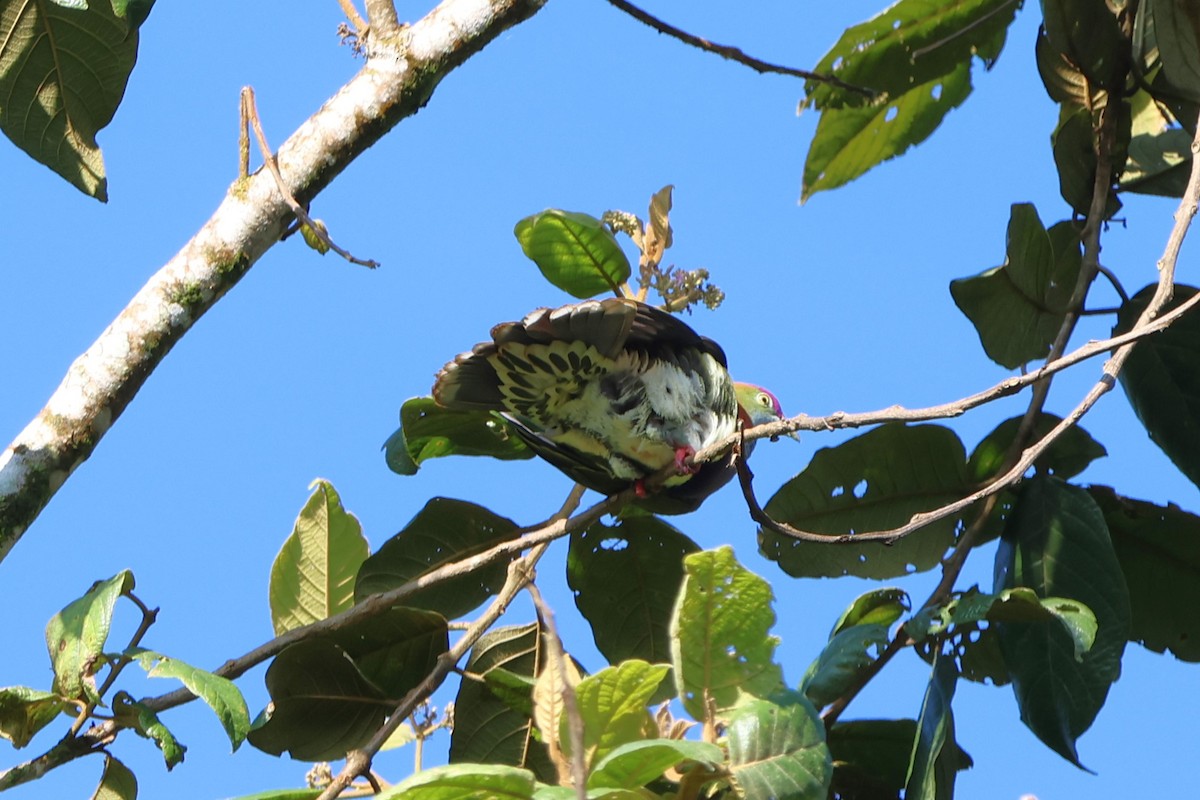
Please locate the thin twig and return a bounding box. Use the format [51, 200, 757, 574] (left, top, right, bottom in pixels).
[241, 87, 380, 268]
[605, 0, 876, 99]
[336, 0, 369, 32]
[527, 583, 588, 800]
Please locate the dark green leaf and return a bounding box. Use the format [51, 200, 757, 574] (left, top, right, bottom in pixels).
[1137, 0, 1200, 103]
[270, 479, 370, 635]
[246, 640, 387, 761]
[804, 0, 1018, 109]
[1036, 26, 1100, 107]
[46, 571, 135, 703]
[322, 608, 448, 699]
[450, 623, 556, 783]
[671, 547, 784, 720]
[800, 623, 890, 709]
[514, 210, 631, 298]
[91, 754, 137, 800]
[588, 739, 722, 790]
[385, 397, 534, 476]
[1051, 106, 1124, 219]
[726, 696, 832, 800]
[114, 693, 186, 769]
[1040, 0, 1125, 87]
[126, 648, 251, 750]
[829, 719, 972, 800]
[0, 686, 68, 748]
[355, 497, 519, 619]
[1090, 485, 1200, 661]
[0, 1, 143, 199]
[1121, 89, 1193, 197]
[482, 667, 538, 717]
[830, 588, 910, 635]
[904, 653, 962, 800]
[760, 424, 971, 579]
[802, 63, 972, 201]
[950, 205, 1084, 369]
[994, 477, 1131, 767]
[567, 516, 699, 691]
[566, 661, 668, 769]
[376, 763, 535, 800]
[1115, 284, 1200, 491]
[968, 413, 1106, 481]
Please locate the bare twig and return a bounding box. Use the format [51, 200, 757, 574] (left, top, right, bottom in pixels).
[337, 0, 369, 33]
[604, 0, 876, 99]
[241, 87, 379, 268]
[364, 0, 403, 39]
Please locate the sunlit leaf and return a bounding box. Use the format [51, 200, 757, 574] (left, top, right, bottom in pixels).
[0, 686, 68, 748]
[726, 695, 831, 800]
[91, 754, 137, 800]
[565, 661, 668, 769]
[126, 648, 251, 750]
[588, 738, 722, 790]
[46, 571, 135, 703]
[384, 397, 533, 476]
[375, 763, 536, 800]
[114, 693, 186, 769]
[515, 210, 631, 298]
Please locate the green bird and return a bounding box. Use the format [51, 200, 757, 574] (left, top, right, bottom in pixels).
[432, 298, 789, 514]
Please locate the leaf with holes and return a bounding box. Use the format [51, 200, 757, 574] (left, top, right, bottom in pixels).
[950, 205, 1083, 369]
[355, 497, 518, 619]
[567, 515, 699, 694]
[515, 210, 631, 298]
[994, 477, 1130, 767]
[1090, 485, 1200, 661]
[760, 424, 971, 580]
[803, 63, 972, 201]
[270, 480, 369, 635]
[671, 547, 784, 720]
[726, 695, 831, 800]
[1115, 284, 1200, 491]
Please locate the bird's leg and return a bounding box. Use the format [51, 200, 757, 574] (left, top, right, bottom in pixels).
[674, 446, 698, 474]
[634, 479, 649, 498]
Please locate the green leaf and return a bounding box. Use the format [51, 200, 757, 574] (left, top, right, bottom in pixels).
[113, 693, 186, 769]
[355, 497, 519, 620]
[1089, 485, 1200, 661]
[246, 640, 387, 761]
[0, 686, 69, 748]
[802, 62, 972, 201]
[270, 480, 370, 635]
[384, 397, 533, 475]
[376, 763, 536, 800]
[0, 1, 143, 199]
[221, 791, 321, 800]
[726, 696, 832, 800]
[1036, 25, 1100, 108]
[800, 622, 890, 709]
[46, 571, 135, 702]
[450, 623, 557, 784]
[481, 667, 537, 717]
[514, 210, 631, 298]
[994, 477, 1131, 767]
[949, 204, 1083, 369]
[91, 754, 137, 800]
[564, 661, 669, 769]
[567, 516, 699, 691]
[804, 0, 1018, 109]
[969, 413, 1106, 481]
[321, 607, 448, 699]
[1115, 284, 1200, 491]
[829, 719, 971, 800]
[760, 424, 971, 579]
[671, 547, 784, 719]
[588, 738, 723, 790]
[1137, 0, 1200, 103]
[1040, 0, 1125, 87]
[125, 648, 251, 750]
[1120, 89, 1193, 197]
[1051, 106, 1124, 219]
[904, 653, 962, 800]
[829, 588, 910, 635]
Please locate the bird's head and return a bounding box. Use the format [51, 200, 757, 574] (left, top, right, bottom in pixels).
[734, 383, 797, 440]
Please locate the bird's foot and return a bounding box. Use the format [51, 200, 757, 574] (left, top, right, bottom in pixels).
[674, 446, 698, 475]
[634, 479, 649, 498]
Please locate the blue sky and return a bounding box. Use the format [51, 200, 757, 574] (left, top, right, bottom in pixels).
[2, 2, 1196, 798]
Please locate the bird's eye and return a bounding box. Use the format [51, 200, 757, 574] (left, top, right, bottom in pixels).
[758, 393, 771, 407]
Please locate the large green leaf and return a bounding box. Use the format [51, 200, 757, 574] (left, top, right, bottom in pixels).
[567, 515, 699, 681]
[270, 480, 370, 635]
[92, 754, 137, 800]
[830, 588, 910, 634]
[0, 686, 68, 748]
[1135, 0, 1200, 103]
[1051, 105, 1125, 219]
[1089, 485, 1200, 661]
[760, 424, 971, 579]
[802, 62, 972, 201]
[968, 412, 1106, 481]
[355, 497, 518, 620]
[726, 695, 831, 800]
[829, 718, 971, 800]
[376, 763, 536, 800]
[804, 0, 1018, 109]
[904, 653, 963, 800]
[318, 607, 447, 699]
[0, 0, 150, 199]
[1040, 0, 1125, 87]
[1120, 89, 1193, 197]
[46, 571, 134, 703]
[670, 547, 784, 720]
[802, 588, 908, 708]
[450, 623, 556, 783]
[384, 397, 533, 475]
[950, 204, 1083, 369]
[994, 477, 1131, 767]
[564, 660, 668, 769]
[246, 640, 387, 761]
[588, 739, 722, 791]
[1115, 284, 1200, 491]
[126, 648, 251, 750]
[514, 210, 631, 298]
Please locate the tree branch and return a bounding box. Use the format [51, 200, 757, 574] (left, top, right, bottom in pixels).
[0, 0, 550, 562]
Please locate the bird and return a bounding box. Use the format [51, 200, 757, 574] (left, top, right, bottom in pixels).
[431, 298, 789, 514]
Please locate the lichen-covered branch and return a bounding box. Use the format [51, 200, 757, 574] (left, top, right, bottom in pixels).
[0, 0, 549, 562]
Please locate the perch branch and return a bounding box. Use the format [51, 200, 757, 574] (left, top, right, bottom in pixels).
[0, 0, 551, 562]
